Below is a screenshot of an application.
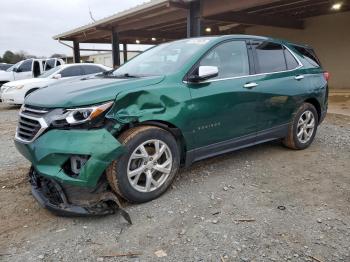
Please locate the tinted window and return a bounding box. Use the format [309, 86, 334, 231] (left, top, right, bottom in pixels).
[60, 66, 83, 77]
[18, 60, 33, 72]
[199, 41, 249, 79]
[293, 46, 320, 67]
[284, 48, 299, 70]
[0, 64, 12, 71]
[253, 42, 287, 73]
[56, 60, 61, 66]
[82, 65, 105, 75]
[45, 59, 56, 71]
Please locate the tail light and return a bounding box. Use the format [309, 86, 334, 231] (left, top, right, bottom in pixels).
[323, 71, 330, 82]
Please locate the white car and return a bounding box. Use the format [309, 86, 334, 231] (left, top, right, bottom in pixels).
[0, 63, 111, 105]
[0, 58, 64, 87]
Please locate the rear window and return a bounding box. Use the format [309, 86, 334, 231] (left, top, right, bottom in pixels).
[293, 46, 321, 67]
[45, 59, 56, 71]
[60, 66, 83, 77]
[284, 48, 299, 70]
[252, 41, 287, 74]
[82, 65, 105, 75]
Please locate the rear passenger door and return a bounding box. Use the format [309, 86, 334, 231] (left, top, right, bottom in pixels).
[248, 40, 304, 134]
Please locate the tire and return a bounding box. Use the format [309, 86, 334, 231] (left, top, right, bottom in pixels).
[106, 125, 180, 203]
[283, 103, 318, 150]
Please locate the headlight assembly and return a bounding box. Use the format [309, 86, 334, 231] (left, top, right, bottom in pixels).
[9, 85, 24, 90]
[46, 101, 114, 127]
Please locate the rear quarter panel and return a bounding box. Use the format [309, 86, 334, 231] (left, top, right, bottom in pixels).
[287, 43, 328, 116]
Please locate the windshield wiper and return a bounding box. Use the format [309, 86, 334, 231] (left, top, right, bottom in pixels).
[99, 72, 147, 79]
[113, 73, 140, 78]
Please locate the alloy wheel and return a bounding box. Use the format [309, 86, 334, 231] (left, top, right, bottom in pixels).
[127, 139, 173, 192]
[297, 110, 315, 143]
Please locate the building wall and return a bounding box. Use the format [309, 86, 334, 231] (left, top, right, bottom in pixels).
[65, 52, 141, 67]
[246, 11, 350, 89]
[87, 52, 140, 68]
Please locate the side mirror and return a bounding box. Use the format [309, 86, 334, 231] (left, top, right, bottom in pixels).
[188, 66, 219, 83]
[13, 67, 21, 73]
[52, 74, 62, 79]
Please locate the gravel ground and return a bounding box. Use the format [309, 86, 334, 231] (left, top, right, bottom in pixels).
[0, 102, 349, 262]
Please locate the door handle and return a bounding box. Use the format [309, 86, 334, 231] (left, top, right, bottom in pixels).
[295, 75, 304, 80]
[243, 82, 258, 89]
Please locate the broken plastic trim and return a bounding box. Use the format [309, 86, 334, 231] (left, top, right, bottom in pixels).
[28, 167, 131, 224]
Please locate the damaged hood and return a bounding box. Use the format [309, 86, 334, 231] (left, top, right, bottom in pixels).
[24, 75, 165, 108]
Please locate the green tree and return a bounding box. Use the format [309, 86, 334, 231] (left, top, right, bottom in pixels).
[51, 53, 66, 58]
[1, 50, 37, 64]
[2, 50, 15, 63]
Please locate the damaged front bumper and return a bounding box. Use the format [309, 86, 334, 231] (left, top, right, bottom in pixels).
[15, 128, 124, 187]
[15, 127, 130, 221]
[29, 167, 113, 216]
[29, 167, 131, 223]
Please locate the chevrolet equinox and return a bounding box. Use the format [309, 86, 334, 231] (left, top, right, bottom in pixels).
[15, 35, 328, 217]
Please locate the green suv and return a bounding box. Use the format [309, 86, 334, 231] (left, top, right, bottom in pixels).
[15, 35, 328, 217]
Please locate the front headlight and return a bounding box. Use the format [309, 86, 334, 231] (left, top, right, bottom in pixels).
[8, 85, 24, 90]
[47, 101, 114, 127]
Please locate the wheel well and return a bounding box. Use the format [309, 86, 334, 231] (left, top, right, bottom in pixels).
[304, 98, 321, 121]
[133, 120, 188, 166]
[25, 88, 39, 97]
[0, 81, 9, 87]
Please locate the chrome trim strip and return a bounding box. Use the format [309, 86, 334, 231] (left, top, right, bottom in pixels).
[23, 107, 48, 114]
[15, 112, 48, 144]
[183, 44, 303, 84]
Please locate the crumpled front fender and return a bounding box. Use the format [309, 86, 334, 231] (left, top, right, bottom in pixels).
[15, 128, 125, 187]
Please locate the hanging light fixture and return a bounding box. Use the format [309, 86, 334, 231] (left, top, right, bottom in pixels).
[331, 2, 343, 10]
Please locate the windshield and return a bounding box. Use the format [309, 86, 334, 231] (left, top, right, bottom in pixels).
[39, 65, 62, 78]
[111, 38, 213, 77]
[6, 61, 22, 72]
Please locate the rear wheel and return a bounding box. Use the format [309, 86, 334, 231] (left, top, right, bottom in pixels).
[283, 103, 318, 150]
[106, 126, 180, 203]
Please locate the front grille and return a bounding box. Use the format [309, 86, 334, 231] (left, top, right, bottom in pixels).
[16, 105, 49, 143]
[21, 106, 48, 117]
[29, 168, 66, 206]
[17, 116, 41, 140]
[41, 177, 65, 206]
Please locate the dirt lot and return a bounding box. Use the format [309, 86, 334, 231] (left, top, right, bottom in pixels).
[0, 94, 349, 262]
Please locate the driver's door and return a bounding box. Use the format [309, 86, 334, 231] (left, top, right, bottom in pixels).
[14, 60, 33, 80]
[187, 40, 259, 149]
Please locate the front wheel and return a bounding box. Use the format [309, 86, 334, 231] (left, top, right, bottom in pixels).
[283, 103, 318, 150]
[106, 126, 180, 203]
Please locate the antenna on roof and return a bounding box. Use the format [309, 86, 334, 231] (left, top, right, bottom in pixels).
[89, 6, 96, 22]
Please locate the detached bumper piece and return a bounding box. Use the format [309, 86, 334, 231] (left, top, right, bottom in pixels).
[28, 167, 131, 224]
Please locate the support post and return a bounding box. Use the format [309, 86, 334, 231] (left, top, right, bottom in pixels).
[187, 0, 201, 37]
[73, 41, 80, 63]
[123, 43, 128, 64]
[111, 28, 120, 68]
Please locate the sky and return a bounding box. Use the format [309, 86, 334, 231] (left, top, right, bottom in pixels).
[0, 0, 149, 58]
